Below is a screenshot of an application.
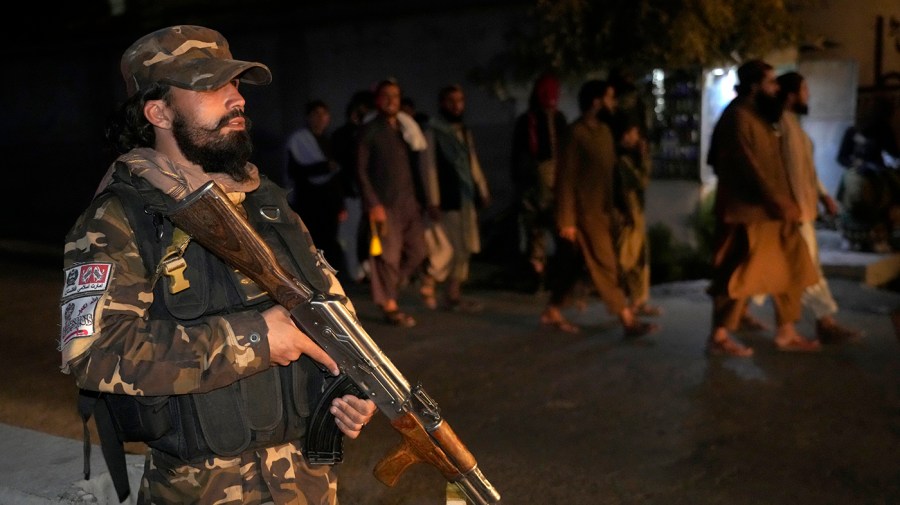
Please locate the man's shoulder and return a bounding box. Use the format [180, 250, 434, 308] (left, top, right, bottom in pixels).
[286, 127, 313, 143]
[428, 117, 457, 135]
[64, 194, 132, 258]
[568, 118, 592, 135]
[82, 189, 129, 219]
[711, 98, 748, 131]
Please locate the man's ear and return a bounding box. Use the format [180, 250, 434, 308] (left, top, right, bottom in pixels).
[144, 99, 172, 129]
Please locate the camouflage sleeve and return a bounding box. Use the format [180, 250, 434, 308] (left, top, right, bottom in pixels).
[60, 196, 271, 396]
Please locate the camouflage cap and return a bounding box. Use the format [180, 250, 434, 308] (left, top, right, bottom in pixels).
[121, 25, 272, 97]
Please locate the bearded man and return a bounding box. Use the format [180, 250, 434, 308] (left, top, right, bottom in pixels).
[61, 25, 375, 504]
[705, 59, 819, 357]
[776, 71, 863, 345]
[419, 84, 491, 311]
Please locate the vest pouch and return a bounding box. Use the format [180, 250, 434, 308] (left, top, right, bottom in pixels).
[190, 382, 252, 457]
[292, 357, 317, 418]
[105, 394, 171, 442]
[241, 367, 284, 439]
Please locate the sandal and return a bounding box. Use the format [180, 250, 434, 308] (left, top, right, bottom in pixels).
[540, 310, 580, 334]
[623, 321, 659, 338]
[634, 304, 663, 317]
[383, 309, 416, 328]
[775, 337, 821, 353]
[706, 337, 754, 357]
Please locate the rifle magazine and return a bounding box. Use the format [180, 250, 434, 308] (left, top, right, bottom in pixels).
[304, 373, 364, 465]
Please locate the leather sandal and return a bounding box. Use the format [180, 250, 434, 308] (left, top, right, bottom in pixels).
[540, 310, 580, 334]
[706, 337, 754, 357]
[383, 309, 416, 328]
[634, 304, 663, 317]
[775, 337, 821, 353]
[623, 321, 659, 338]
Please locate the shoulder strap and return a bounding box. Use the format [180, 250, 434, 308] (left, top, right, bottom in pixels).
[77, 390, 131, 502]
[78, 163, 164, 503]
[101, 162, 170, 276]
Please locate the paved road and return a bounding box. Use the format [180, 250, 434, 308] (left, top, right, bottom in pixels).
[2, 255, 900, 504]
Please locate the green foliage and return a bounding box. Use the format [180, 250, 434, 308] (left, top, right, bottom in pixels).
[647, 222, 711, 283]
[646, 190, 717, 283]
[470, 0, 821, 95]
[689, 187, 717, 257]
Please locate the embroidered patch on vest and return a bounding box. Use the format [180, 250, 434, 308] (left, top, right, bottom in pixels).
[62, 262, 113, 299]
[60, 295, 101, 346]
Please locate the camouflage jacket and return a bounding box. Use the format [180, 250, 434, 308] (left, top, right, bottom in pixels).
[60, 152, 350, 397]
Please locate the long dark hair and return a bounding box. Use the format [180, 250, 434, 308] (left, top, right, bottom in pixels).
[105, 83, 170, 154]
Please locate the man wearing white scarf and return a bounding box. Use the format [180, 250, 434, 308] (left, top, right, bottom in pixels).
[777, 71, 863, 344]
[356, 79, 429, 327]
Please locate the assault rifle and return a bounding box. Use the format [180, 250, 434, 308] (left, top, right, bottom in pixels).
[167, 181, 500, 505]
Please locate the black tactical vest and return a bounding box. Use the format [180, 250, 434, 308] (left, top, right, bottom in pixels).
[88, 163, 334, 463]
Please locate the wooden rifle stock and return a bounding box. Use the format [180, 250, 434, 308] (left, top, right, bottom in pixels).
[167, 181, 500, 504]
[375, 412, 477, 485]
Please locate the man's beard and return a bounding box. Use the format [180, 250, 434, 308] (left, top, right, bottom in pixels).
[172, 109, 254, 181]
[755, 93, 783, 124]
[792, 102, 809, 115]
[440, 108, 463, 123]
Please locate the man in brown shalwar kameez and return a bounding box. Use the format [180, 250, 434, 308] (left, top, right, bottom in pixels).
[706, 59, 820, 357]
[541, 79, 658, 337]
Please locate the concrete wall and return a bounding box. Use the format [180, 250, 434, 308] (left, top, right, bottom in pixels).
[800, 0, 900, 88]
[798, 59, 860, 197]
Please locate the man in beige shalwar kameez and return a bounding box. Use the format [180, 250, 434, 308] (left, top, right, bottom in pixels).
[420, 85, 491, 311]
[776, 71, 862, 344]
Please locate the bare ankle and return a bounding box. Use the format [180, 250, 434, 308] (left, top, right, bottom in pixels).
[711, 327, 731, 343]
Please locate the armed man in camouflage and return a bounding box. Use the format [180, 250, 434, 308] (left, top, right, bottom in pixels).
[59, 25, 376, 504]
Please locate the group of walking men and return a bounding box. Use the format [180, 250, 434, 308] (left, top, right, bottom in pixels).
[284, 79, 491, 328]
[511, 73, 661, 338]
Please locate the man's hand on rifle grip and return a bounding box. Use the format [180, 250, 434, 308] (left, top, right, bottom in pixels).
[261, 305, 339, 374]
